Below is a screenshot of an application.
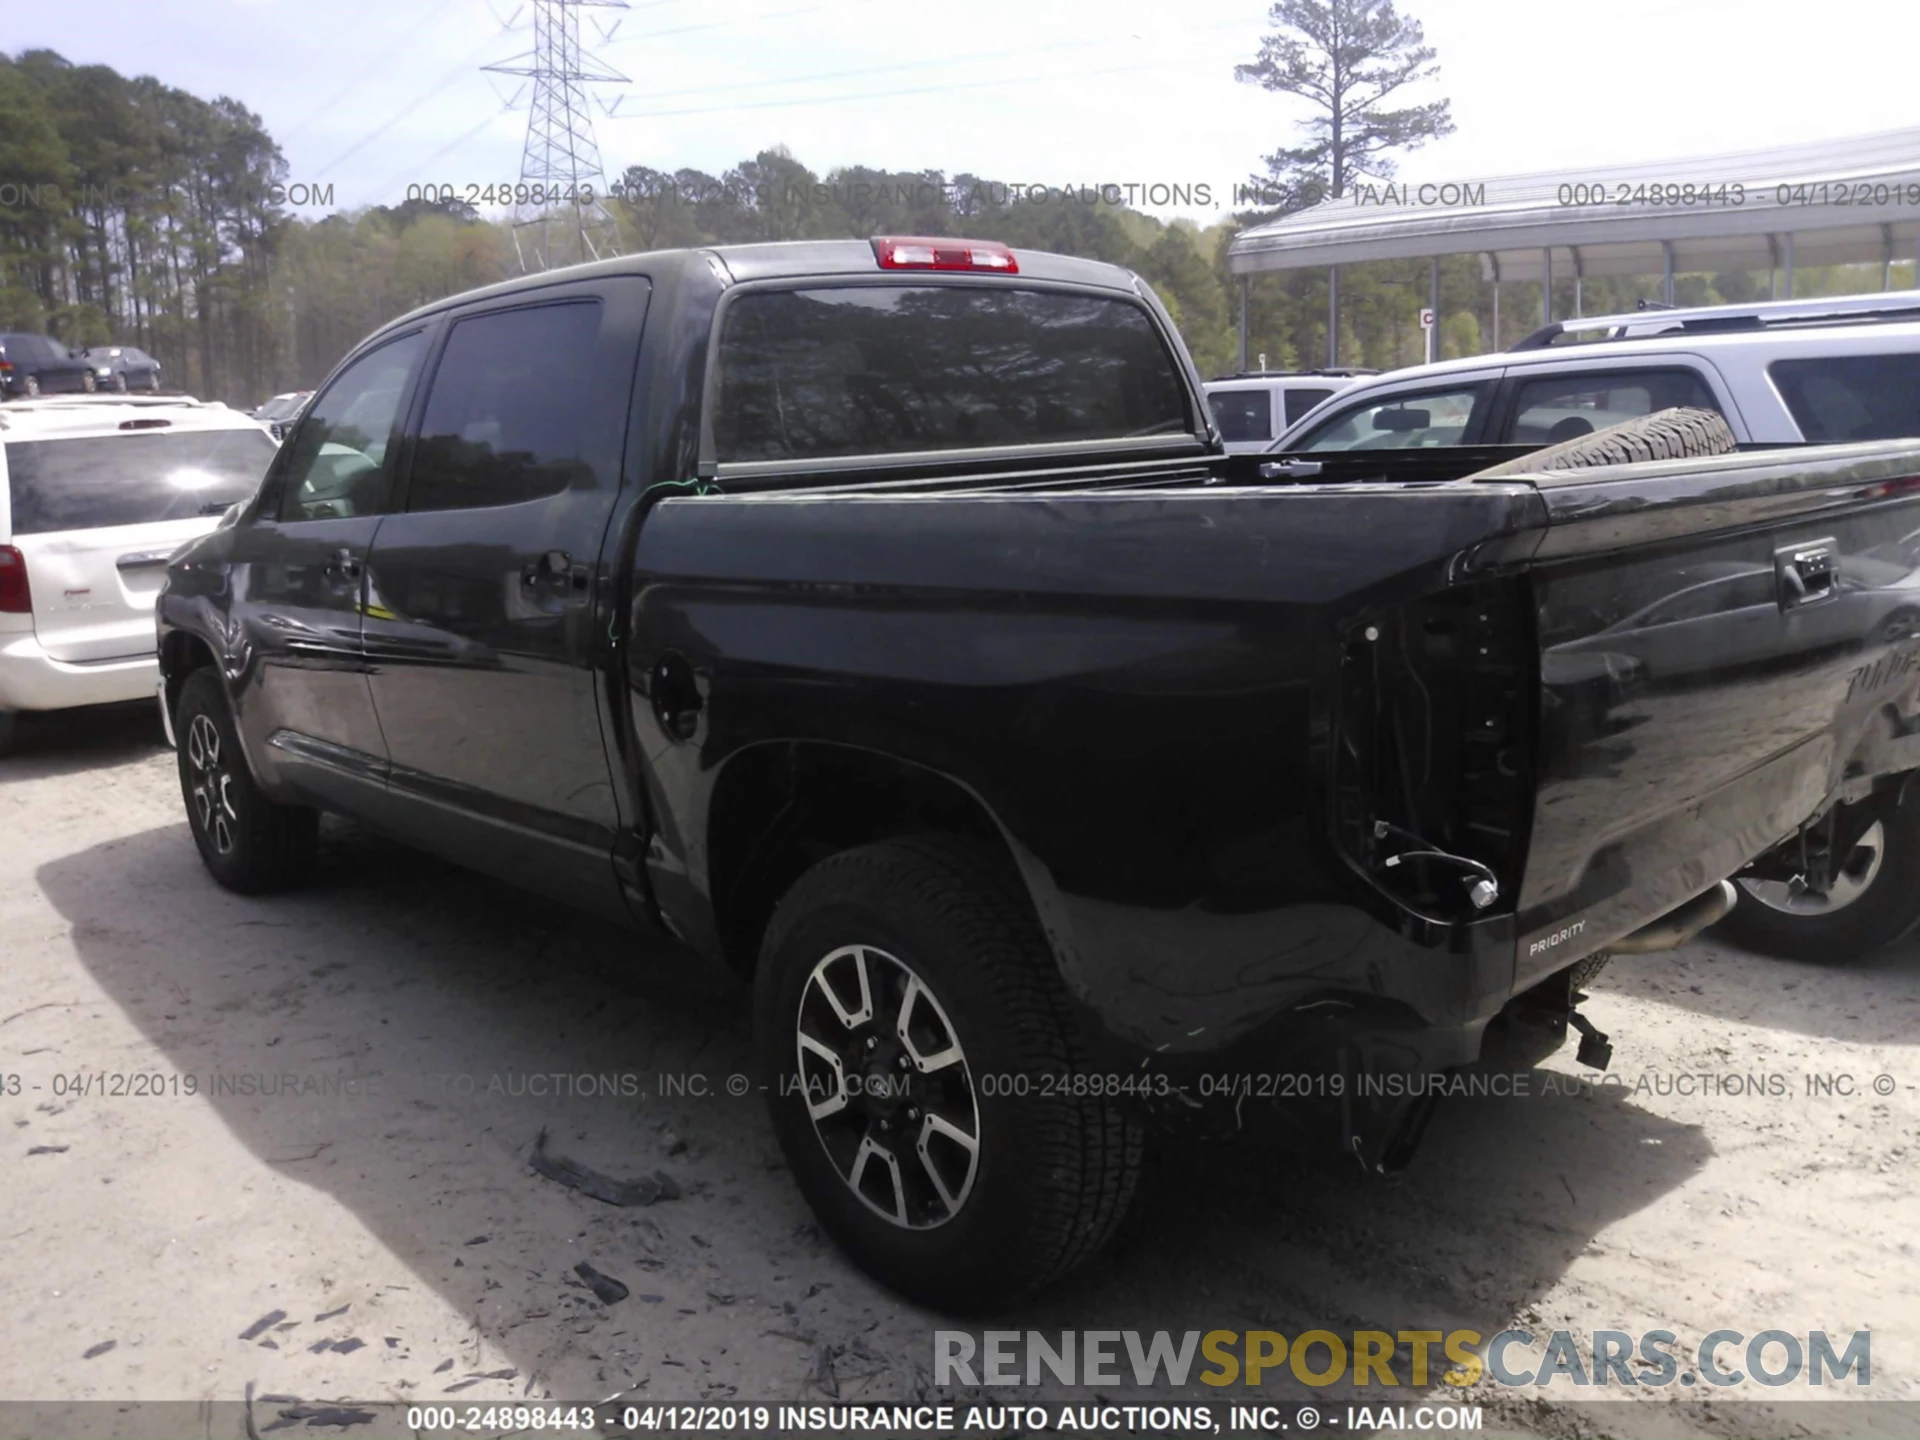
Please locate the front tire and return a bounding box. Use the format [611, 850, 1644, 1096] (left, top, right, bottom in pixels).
[80, 370, 97, 393]
[112, 372, 128, 394]
[1716, 799, 1920, 962]
[174, 669, 317, 893]
[755, 836, 1142, 1310]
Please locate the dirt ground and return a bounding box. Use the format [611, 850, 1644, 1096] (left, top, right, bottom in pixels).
[3, 704, 1917, 1439]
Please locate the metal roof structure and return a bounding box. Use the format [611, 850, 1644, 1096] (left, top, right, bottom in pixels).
[1227, 126, 1920, 286]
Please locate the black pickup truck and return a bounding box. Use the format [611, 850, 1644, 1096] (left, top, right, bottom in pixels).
[157, 238, 1920, 1307]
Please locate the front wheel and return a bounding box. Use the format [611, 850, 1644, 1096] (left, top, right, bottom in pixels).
[174, 669, 318, 893]
[111, 372, 128, 394]
[1716, 799, 1920, 962]
[755, 837, 1141, 1310]
[80, 370, 97, 393]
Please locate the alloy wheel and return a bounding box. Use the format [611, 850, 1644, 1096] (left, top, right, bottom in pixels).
[186, 713, 238, 856]
[794, 944, 980, 1230]
[1740, 820, 1885, 915]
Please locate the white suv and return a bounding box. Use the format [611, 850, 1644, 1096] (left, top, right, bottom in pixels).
[1204, 369, 1373, 454]
[0, 396, 276, 754]
[1266, 290, 1920, 456]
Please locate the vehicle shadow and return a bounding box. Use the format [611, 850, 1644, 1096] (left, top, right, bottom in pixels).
[1598, 932, 1920, 1044]
[37, 822, 1711, 1412]
[1, 702, 167, 781]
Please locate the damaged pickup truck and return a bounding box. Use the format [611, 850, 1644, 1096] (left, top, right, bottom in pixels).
[157, 238, 1920, 1307]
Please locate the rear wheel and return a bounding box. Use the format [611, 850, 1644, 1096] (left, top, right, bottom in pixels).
[755, 836, 1142, 1310]
[174, 669, 317, 893]
[22, 374, 40, 397]
[1716, 800, 1920, 962]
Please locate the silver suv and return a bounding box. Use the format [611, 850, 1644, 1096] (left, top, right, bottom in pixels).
[1268, 290, 1920, 454]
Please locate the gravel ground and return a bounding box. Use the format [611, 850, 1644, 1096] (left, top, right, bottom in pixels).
[3, 704, 1917, 1439]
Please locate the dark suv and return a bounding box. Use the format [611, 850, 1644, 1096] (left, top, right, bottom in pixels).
[0, 333, 95, 398]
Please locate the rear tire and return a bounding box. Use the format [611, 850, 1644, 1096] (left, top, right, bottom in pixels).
[1716, 799, 1920, 962]
[755, 836, 1142, 1310]
[22, 374, 40, 397]
[1471, 406, 1736, 478]
[174, 669, 317, 893]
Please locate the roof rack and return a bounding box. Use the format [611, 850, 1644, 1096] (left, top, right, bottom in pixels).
[1207, 366, 1381, 381]
[1510, 289, 1920, 351]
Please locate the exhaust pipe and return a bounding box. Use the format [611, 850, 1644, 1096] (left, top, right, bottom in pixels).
[1608, 880, 1738, 954]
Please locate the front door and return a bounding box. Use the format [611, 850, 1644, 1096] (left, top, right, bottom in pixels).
[228, 329, 429, 807]
[360, 279, 648, 917]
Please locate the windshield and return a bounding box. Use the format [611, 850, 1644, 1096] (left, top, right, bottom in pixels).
[5, 426, 276, 533]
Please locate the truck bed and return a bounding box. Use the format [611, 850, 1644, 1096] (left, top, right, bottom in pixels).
[631, 438, 1920, 1068]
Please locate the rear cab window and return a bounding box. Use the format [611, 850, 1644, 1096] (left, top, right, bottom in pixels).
[1770, 354, 1920, 442]
[709, 284, 1193, 466]
[4, 426, 276, 534]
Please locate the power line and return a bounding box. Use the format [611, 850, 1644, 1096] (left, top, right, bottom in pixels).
[611, 59, 1166, 122]
[280, 0, 464, 143]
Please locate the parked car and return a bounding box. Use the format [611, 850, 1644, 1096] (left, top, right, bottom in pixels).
[1253, 290, 1920, 961]
[0, 333, 96, 397]
[156, 239, 1920, 1307]
[1203, 367, 1372, 454]
[251, 390, 313, 440]
[0, 396, 276, 754]
[82, 344, 164, 393]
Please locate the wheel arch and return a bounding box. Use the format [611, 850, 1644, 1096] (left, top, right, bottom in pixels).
[702, 740, 1068, 982]
[159, 629, 220, 723]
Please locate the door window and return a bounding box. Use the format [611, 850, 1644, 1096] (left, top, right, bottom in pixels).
[1508, 368, 1718, 446]
[1282, 386, 1336, 427]
[275, 332, 426, 522]
[1208, 389, 1272, 442]
[1293, 385, 1487, 452]
[405, 301, 605, 512]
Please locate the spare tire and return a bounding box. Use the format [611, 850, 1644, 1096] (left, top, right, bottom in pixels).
[1469, 405, 1736, 479]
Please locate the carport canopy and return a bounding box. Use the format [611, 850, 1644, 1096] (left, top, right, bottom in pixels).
[1226, 126, 1920, 328]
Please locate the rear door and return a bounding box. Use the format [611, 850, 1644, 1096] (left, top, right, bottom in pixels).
[5, 423, 275, 661]
[358, 277, 648, 917]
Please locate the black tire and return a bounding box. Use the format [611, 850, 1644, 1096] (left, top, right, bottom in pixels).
[174, 668, 317, 894]
[80, 370, 97, 393]
[0, 710, 16, 757]
[755, 836, 1142, 1310]
[147, 373, 162, 393]
[1471, 406, 1736, 478]
[1714, 799, 1920, 962]
[112, 372, 128, 394]
[22, 374, 40, 397]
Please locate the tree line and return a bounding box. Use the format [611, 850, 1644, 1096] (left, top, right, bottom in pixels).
[1, 6, 1902, 408]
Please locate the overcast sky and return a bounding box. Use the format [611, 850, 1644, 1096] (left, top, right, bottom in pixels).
[10, 0, 1920, 222]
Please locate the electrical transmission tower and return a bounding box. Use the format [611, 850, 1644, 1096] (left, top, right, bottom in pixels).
[484, 0, 630, 273]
